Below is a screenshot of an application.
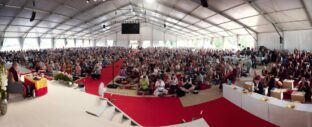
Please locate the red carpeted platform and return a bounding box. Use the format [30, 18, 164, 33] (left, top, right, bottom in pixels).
[106, 94, 277, 127]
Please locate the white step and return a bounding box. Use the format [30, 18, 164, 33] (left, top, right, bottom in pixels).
[85, 100, 110, 117]
[122, 119, 132, 126]
[111, 112, 123, 124]
[101, 106, 117, 120]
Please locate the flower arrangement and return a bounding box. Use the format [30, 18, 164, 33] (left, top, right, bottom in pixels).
[0, 60, 8, 115]
[54, 72, 74, 86]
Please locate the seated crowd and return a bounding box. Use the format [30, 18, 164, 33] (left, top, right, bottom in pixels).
[256, 49, 312, 102]
[1, 47, 131, 79]
[3, 46, 310, 101]
[1, 47, 131, 97]
[118, 48, 250, 97]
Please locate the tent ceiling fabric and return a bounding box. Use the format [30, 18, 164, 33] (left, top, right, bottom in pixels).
[0, 0, 311, 39]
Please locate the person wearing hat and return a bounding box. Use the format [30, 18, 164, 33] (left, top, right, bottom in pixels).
[253, 76, 264, 95]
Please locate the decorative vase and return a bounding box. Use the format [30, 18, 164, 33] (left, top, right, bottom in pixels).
[0, 99, 8, 115]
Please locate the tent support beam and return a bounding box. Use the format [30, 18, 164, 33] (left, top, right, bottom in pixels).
[246, 0, 283, 38]
[300, 0, 312, 26]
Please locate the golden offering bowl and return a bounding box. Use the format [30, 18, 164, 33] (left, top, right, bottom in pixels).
[286, 104, 296, 109]
[260, 97, 269, 102]
[242, 89, 249, 94]
[232, 86, 237, 90]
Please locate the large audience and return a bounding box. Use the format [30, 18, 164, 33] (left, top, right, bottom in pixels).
[2, 46, 311, 102]
[1, 47, 131, 79]
[260, 49, 312, 102]
[120, 48, 251, 97]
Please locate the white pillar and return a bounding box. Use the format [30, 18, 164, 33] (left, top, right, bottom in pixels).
[0, 34, 4, 50]
[82, 39, 84, 47]
[37, 37, 41, 49]
[151, 27, 154, 47]
[52, 38, 55, 49]
[19, 37, 24, 50]
[74, 39, 77, 47]
[64, 38, 68, 47]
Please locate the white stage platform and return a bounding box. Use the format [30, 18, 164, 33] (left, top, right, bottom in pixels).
[223, 84, 312, 127]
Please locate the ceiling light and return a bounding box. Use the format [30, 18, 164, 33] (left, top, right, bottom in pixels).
[86, 0, 90, 3]
[93, 0, 97, 1]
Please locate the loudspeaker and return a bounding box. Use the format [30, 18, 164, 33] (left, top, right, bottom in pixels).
[201, 0, 208, 7]
[30, 11, 36, 22]
[280, 36, 283, 44]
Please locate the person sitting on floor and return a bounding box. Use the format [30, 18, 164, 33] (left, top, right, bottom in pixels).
[7, 62, 25, 97]
[176, 77, 195, 97]
[154, 77, 168, 97]
[91, 63, 102, 80]
[168, 74, 178, 94]
[119, 67, 127, 77]
[139, 76, 149, 91]
[297, 77, 312, 102]
[267, 76, 276, 96]
[75, 62, 82, 77]
[253, 76, 265, 95]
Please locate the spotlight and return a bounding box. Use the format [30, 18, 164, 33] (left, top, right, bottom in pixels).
[93, 0, 97, 1]
[102, 24, 106, 28]
[30, 0, 36, 22]
[30, 11, 36, 22]
[86, 0, 90, 3]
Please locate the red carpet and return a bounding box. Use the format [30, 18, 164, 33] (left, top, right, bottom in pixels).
[75, 59, 124, 95]
[75, 50, 138, 95]
[76, 50, 277, 127]
[106, 94, 277, 127]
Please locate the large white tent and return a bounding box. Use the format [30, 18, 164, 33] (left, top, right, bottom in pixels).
[0, 0, 311, 51]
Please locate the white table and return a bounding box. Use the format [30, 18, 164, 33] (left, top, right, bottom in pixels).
[223, 84, 312, 127]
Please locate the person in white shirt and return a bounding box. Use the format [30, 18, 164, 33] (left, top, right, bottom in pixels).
[169, 74, 178, 94]
[154, 77, 168, 96]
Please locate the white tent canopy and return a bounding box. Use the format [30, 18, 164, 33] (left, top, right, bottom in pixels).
[0, 0, 311, 50]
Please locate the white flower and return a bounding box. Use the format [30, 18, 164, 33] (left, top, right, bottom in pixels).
[1, 86, 6, 91]
[3, 99, 8, 104]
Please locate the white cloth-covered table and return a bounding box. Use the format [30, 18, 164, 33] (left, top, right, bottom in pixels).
[223, 84, 312, 127]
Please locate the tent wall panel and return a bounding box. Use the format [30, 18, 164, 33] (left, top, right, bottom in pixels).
[284, 29, 312, 51]
[258, 32, 281, 50]
[258, 29, 312, 51]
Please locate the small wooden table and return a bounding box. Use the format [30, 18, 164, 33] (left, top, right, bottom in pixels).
[271, 89, 288, 100]
[243, 82, 254, 92]
[291, 91, 305, 103]
[283, 79, 294, 89]
[24, 75, 48, 96]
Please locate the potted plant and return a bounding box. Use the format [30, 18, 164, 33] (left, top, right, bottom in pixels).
[54, 72, 74, 87]
[0, 61, 8, 115]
